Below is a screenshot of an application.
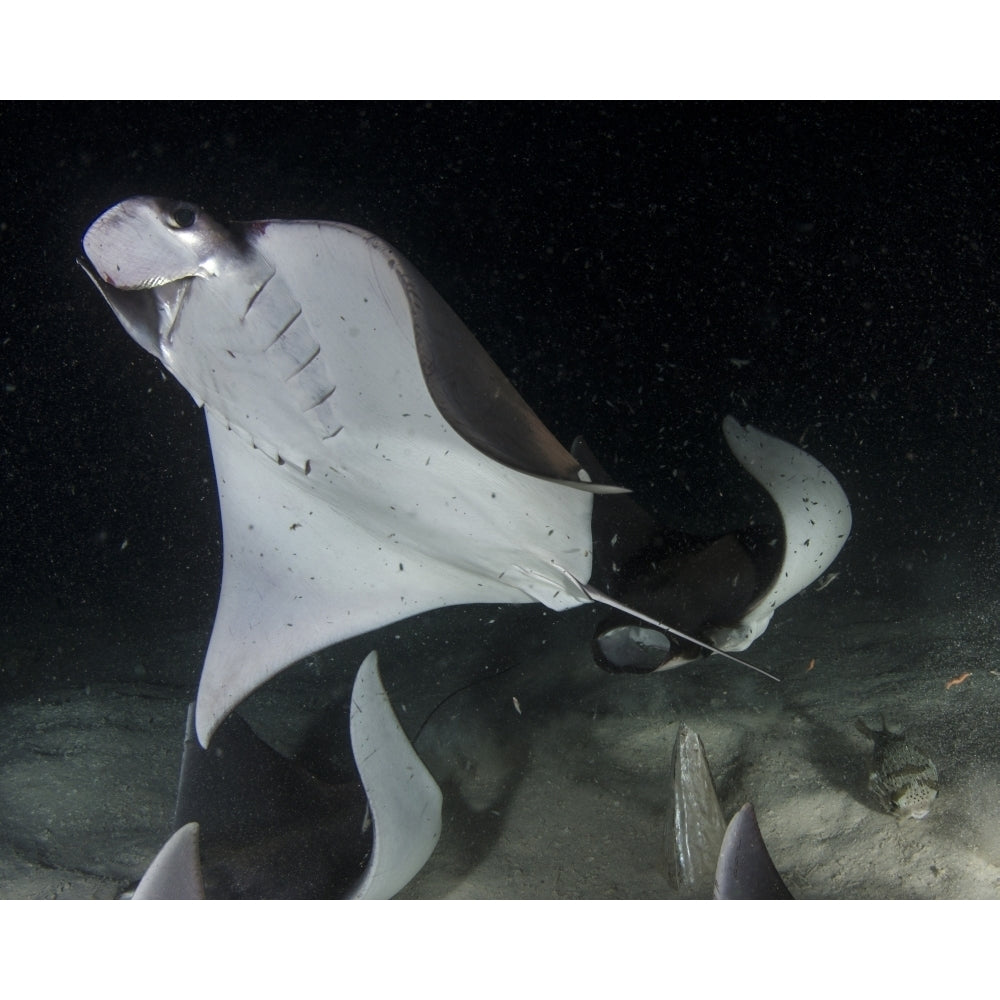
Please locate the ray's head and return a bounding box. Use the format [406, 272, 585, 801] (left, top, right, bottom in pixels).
[82, 197, 237, 290]
[79, 197, 246, 360]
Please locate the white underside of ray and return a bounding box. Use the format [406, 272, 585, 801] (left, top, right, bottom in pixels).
[349, 651, 442, 899]
[190, 223, 593, 744]
[709, 416, 853, 652]
[83, 201, 852, 741]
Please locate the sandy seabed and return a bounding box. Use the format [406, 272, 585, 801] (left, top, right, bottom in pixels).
[1, 567, 998, 901]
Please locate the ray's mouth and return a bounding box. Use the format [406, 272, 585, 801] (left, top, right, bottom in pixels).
[78, 256, 190, 355]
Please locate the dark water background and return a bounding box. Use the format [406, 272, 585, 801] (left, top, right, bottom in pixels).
[2, 101, 999, 696]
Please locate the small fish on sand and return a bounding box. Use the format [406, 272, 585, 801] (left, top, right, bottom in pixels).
[856, 717, 939, 820]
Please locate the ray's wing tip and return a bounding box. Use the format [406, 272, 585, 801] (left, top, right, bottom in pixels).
[193, 694, 224, 749]
[714, 802, 792, 900]
[132, 821, 205, 900]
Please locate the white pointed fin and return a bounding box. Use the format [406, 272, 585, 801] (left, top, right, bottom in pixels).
[132, 822, 205, 900]
[713, 416, 852, 651]
[348, 652, 442, 900]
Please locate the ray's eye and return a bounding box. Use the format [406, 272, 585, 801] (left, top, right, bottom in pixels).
[168, 204, 198, 230]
